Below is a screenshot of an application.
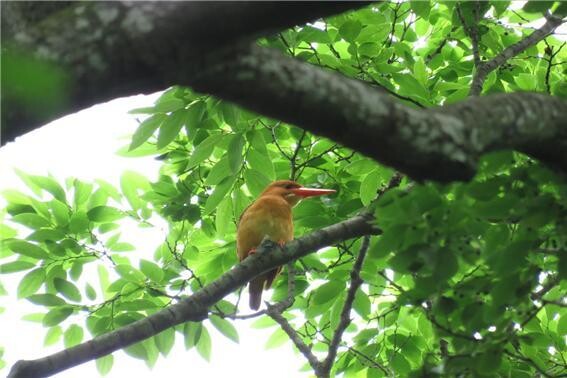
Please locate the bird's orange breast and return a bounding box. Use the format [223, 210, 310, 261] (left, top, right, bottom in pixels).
[237, 195, 294, 261]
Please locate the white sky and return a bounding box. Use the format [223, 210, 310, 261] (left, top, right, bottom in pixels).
[0, 95, 307, 377]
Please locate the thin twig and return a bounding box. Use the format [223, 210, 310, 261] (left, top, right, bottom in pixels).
[319, 235, 371, 377]
[470, 11, 565, 96]
[266, 264, 320, 373]
[457, 2, 482, 68]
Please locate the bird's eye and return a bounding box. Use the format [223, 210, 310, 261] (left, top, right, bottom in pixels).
[285, 183, 295, 189]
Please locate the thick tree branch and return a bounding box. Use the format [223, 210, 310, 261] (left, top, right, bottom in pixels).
[186, 44, 567, 181]
[470, 11, 565, 96]
[1, 1, 368, 144]
[8, 213, 379, 378]
[4, 2, 565, 183]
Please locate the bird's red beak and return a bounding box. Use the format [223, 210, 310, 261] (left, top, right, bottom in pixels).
[291, 187, 336, 198]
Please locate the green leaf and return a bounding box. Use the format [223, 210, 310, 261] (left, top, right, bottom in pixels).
[250, 316, 277, 329]
[221, 103, 239, 128]
[11, 213, 51, 229]
[27, 228, 66, 242]
[391, 354, 411, 374]
[155, 96, 185, 113]
[2, 189, 31, 204]
[247, 148, 275, 180]
[120, 171, 149, 211]
[515, 73, 536, 91]
[183, 322, 202, 350]
[6, 240, 49, 260]
[360, 169, 381, 206]
[44, 326, 62, 346]
[43, 307, 73, 327]
[243, 169, 271, 198]
[185, 100, 207, 133]
[86, 283, 97, 300]
[139, 259, 164, 282]
[69, 211, 90, 233]
[475, 350, 502, 374]
[247, 129, 268, 154]
[17, 268, 46, 298]
[64, 324, 84, 348]
[312, 281, 345, 305]
[155, 327, 175, 357]
[73, 179, 93, 208]
[49, 199, 69, 226]
[53, 278, 82, 302]
[210, 315, 239, 343]
[410, 0, 430, 19]
[391, 73, 429, 100]
[227, 134, 245, 174]
[115, 264, 145, 283]
[0, 261, 36, 274]
[297, 25, 331, 44]
[339, 20, 363, 42]
[196, 326, 212, 361]
[205, 157, 231, 186]
[265, 328, 288, 349]
[413, 58, 428, 87]
[522, 1, 554, 13]
[27, 293, 66, 307]
[353, 290, 371, 319]
[215, 196, 233, 238]
[87, 206, 124, 222]
[96, 355, 114, 376]
[124, 341, 148, 361]
[186, 134, 225, 170]
[204, 176, 237, 216]
[157, 110, 186, 148]
[29, 174, 67, 202]
[129, 114, 166, 151]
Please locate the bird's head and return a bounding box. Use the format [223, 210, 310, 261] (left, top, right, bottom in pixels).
[261, 180, 336, 206]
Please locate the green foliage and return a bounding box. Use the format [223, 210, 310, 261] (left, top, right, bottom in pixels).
[2, 2, 566, 377]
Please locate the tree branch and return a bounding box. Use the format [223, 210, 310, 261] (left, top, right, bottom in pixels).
[8, 213, 379, 378]
[186, 44, 567, 181]
[266, 308, 322, 374]
[319, 235, 370, 378]
[1, 1, 368, 144]
[457, 2, 482, 68]
[470, 11, 565, 96]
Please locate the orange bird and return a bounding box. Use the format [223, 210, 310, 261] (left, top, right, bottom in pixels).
[237, 180, 336, 310]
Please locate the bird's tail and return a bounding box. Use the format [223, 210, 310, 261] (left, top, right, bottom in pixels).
[249, 277, 265, 310]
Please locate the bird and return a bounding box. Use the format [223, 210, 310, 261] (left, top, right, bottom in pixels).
[237, 180, 336, 310]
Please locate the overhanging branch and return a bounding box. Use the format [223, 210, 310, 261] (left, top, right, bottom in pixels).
[1, 1, 369, 144]
[470, 11, 565, 96]
[185, 44, 567, 181]
[8, 213, 379, 378]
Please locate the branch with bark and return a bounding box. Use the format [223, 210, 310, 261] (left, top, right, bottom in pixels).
[8, 213, 379, 378]
[1, 1, 368, 143]
[469, 10, 565, 96]
[3, 2, 565, 183]
[265, 235, 382, 378]
[186, 44, 567, 181]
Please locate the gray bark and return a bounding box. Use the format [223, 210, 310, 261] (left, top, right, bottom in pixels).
[1, 1, 367, 143]
[187, 45, 567, 181]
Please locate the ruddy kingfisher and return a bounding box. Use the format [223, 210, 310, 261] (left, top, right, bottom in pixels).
[237, 180, 336, 310]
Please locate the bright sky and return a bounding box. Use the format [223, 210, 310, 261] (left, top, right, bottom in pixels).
[0, 95, 307, 377]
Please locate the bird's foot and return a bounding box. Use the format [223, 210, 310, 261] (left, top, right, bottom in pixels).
[248, 248, 257, 255]
[277, 240, 286, 248]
